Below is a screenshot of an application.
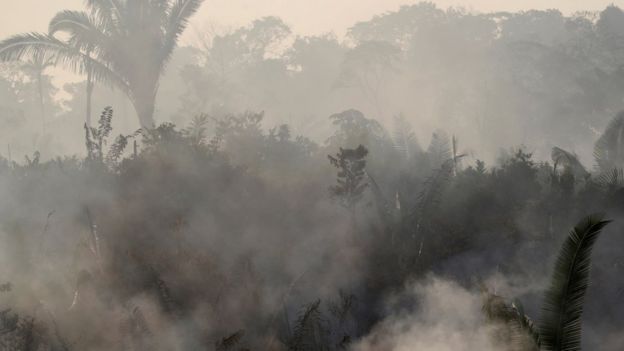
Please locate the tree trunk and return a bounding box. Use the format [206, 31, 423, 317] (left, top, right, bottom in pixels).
[85, 49, 94, 127]
[37, 71, 45, 134]
[86, 69, 93, 127]
[131, 88, 156, 130]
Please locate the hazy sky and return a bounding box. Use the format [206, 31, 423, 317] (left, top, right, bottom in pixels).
[1, 0, 623, 42]
[0, 0, 621, 89]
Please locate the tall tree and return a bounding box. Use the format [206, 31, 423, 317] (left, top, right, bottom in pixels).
[0, 0, 204, 129]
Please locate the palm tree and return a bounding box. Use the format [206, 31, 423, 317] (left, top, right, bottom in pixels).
[0, 0, 204, 129]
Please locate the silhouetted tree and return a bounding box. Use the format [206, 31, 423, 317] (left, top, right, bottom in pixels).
[0, 0, 205, 128]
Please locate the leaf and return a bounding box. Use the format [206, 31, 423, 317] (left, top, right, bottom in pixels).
[594, 111, 624, 173]
[552, 147, 588, 178]
[539, 214, 611, 351]
[392, 114, 420, 160]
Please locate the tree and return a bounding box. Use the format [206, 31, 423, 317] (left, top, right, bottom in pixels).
[0, 0, 204, 129]
[328, 145, 369, 219]
[326, 109, 387, 150]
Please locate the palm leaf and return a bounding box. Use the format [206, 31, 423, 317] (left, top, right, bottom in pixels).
[0, 32, 128, 92]
[414, 159, 454, 220]
[49, 10, 112, 55]
[594, 112, 624, 173]
[551, 147, 589, 178]
[595, 168, 623, 191]
[511, 299, 541, 350]
[427, 129, 451, 168]
[539, 214, 611, 351]
[161, 0, 204, 68]
[85, 0, 125, 30]
[161, 0, 204, 70]
[391, 114, 420, 160]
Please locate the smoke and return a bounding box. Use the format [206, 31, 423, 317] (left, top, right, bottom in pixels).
[1, 2, 624, 351]
[353, 276, 498, 351]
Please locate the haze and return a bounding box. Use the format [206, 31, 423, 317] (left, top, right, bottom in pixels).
[1, 1, 624, 351]
[1, 0, 621, 39]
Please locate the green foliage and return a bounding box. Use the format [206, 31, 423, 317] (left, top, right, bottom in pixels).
[539, 214, 610, 351]
[328, 145, 369, 210]
[2, 104, 624, 351]
[481, 215, 611, 351]
[85, 107, 138, 167]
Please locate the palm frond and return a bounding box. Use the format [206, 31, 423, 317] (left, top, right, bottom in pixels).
[392, 114, 420, 160]
[552, 147, 588, 178]
[85, 0, 125, 31]
[594, 111, 624, 173]
[427, 129, 451, 168]
[539, 214, 611, 351]
[595, 168, 623, 192]
[161, 0, 204, 68]
[414, 159, 454, 220]
[0, 32, 128, 92]
[511, 299, 541, 350]
[366, 171, 395, 223]
[49, 10, 111, 54]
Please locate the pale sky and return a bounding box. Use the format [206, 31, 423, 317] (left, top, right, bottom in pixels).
[1, 0, 623, 42]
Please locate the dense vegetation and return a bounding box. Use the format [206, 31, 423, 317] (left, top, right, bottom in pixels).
[1, 1, 624, 351]
[0, 106, 622, 350]
[3, 4, 624, 162]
